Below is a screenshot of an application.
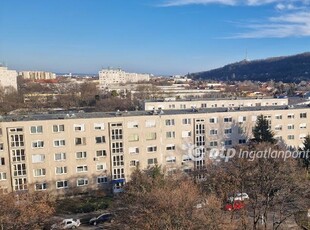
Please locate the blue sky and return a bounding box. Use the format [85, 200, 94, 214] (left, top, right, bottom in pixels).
[0, 0, 309, 75]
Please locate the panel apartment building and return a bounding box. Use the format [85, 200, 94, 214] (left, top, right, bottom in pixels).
[19, 71, 56, 80]
[0, 66, 18, 90]
[0, 103, 309, 194]
[99, 68, 150, 89]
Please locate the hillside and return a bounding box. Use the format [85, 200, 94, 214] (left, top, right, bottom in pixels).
[191, 52, 310, 82]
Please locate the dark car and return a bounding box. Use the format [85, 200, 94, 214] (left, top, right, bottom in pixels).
[89, 213, 113, 226]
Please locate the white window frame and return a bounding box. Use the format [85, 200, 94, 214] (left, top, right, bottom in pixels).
[54, 152, 66, 161]
[56, 180, 68, 189]
[30, 125, 43, 134]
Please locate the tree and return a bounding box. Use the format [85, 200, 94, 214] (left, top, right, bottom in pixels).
[252, 115, 275, 144]
[299, 134, 310, 175]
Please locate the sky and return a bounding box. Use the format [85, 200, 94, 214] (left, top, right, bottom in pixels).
[0, 0, 310, 75]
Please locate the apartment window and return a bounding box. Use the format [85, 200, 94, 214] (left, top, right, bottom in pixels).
[201, 103, 207, 108]
[180, 104, 187, 109]
[130, 160, 139, 167]
[288, 135, 295, 140]
[55, 153, 66, 161]
[13, 163, 26, 176]
[129, 147, 139, 154]
[33, 168, 46, 177]
[35, 182, 47, 191]
[166, 156, 176, 163]
[113, 155, 124, 167]
[166, 131, 176, 139]
[165, 119, 175, 126]
[128, 133, 139, 142]
[14, 178, 27, 191]
[32, 154, 45, 163]
[145, 120, 156, 128]
[75, 137, 86, 145]
[224, 117, 232, 123]
[182, 118, 191, 125]
[113, 168, 125, 180]
[146, 132, 156, 140]
[0, 128, 2, 136]
[10, 134, 24, 147]
[275, 115, 282, 120]
[224, 140, 232, 146]
[56, 180, 68, 189]
[0, 158, 5, 166]
[238, 116, 246, 123]
[128, 121, 138, 128]
[95, 136, 106, 144]
[54, 139, 65, 147]
[300, 123, 307, 129]
[209, 118, 218, 123]
[287, 124, 295, 130]
[96, 163, 107, 171]
[275, 125, 282, 131]
[287, 114, 295, 119]
[239, 139, 246, 144]
[9, 127, 23, 132]
[147, 146, 157, 152]
[55, 166, 67, 175]
[166, 145, 175, 151]
[94, 123, 104, 130]
[97, 176, 108, 184]
[147, 158, 158, 165]
[300, 113, 307, 118]
[0, 143, 3, 151]
[210, 129, 218, 135]
[112, 129, 123, 140]
[181, 131, 191, 138]
[112, 142, 123, 153]
[169, 104, 176, 109]
[11, 149, 25, 162]
[225, 128, 232, 135]
[77, 178, 88, 186]
[74, 124, 85, 132]
[210, 141, 218, 147]
[76, 151, 87, 159]
[30, 125, 43, 134]
[0, 172, 7, 180]
[53, 124, 64, 132]
[32, 140, 44, 148]
[96, 150, 106, 157]
[77, 165, 88, 173]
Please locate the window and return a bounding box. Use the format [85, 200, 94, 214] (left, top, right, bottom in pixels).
[300, 113, 307, 118]
[288, 135, 295, 140]
[166, 145, 175, 151]
[54, 139, 65, 147]
[275, 125, 282, 131]
[55, 153, 66, 161]
[239, 139, 246, 144]
[129, 147, 139, 154]
[0, 143, 3, 151]
[169, 104, 175, 109]
[209, 118, 218, 123]
[128, 133, 139, 142]
[275, 115, 282, 120]
[210, 141, 218, 147]
[224, 140, 232, 146]
[53, 124, 64, 132]
[97, 163, 107, 171]
[201, 103, 207, 108]
[35, 182, 47, 191]
[0, 172, 7, 180]
[14, 178, 27, 191]
[113, 168, 125, 179]
[210, 129, 218, 135]
[166, 156, 176, 163]
[147, 158, 158, 165]
[238, 116, 246, 123]
[181, 131, 191, 138]
[300, 134, 307, 140]
[9, 127, 23, 132]
[77, 178, 88, 186]
[130, 160, 139, 167]
[128, 121, 138, 128]
[224, 128, 232, 134]
[147, 146, 157, 152]
[287, 124, 295, 130]
[0, 158, 5, 166]
[12, 149, 26, 162]
[33, 168, 46, 177]
[13, 163, 26, 176]
[182, 118, 191, 125]
[74, 124, 85, 132]
[94, 123, 104, 130]
[75, 137, 86, 145]
[287, 114, 295, 119]
[165, 119, 175, 126]
[112, 142, 123, 153]
[30, 125, 43, 134]
[166, 131, 176, 139]
[76, 151, 87, 159]
[32, 154, 45, 163]
[113, 155, 124, 166]
[10, 134, 24, 147]
[146, 132, 156, 140]
[224, 117, 232, 123]
[56, 180, 68, 189]
[76, 165, 88, 173]
[55, 166, 67, 175]
[145, 120, 156, 128]
[96, 150, 106, 157]
[112, 129, 123, 140]
[300, 123, 307, 129]
[95, 136, 106, 143]
[97, 176, 108, 184]
[32, 140, 44, 148]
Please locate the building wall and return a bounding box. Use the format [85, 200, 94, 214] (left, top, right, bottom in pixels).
[19, 71, 56, 80]
[0, 107, 309, 194]
[0, 66, 18, 90]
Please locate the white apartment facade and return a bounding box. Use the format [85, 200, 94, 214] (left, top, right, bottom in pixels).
[0, 66, 18, 90]
[19, 71, 56, 80]
[99, 68, 150, 89]
[0, 105, 309, 194]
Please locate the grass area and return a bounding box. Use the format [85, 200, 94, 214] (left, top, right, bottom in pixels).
[295, 211, 310, 230]
[55, 195, 114, 214]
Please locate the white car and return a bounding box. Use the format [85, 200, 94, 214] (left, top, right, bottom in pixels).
[228, 193, 249, 202]
[51, 219, 81, 229]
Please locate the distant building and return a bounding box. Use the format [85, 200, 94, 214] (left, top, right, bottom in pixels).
[99, 68, 150, 89]
[0, 66, 18, 90]
[19, 71, 56, 81]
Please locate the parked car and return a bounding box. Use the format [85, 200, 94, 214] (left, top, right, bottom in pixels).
[51, 219, 81, 229]
[228, 192, 249, 202]
[224, 201, 245, 211]
[89, 213, 113, 226]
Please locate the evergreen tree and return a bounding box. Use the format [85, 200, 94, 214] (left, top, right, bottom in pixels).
[252, 115, 275, 144]
[299, 134, 310, 173]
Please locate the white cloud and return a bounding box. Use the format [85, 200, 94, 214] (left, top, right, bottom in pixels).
[161, 0, 238, 7]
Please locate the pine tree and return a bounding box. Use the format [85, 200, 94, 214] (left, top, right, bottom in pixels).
[252, 115, 275, 144]
[299, 134, 310, 173]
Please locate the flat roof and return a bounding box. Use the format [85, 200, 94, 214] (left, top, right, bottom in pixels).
[144, 97, 286, 103]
